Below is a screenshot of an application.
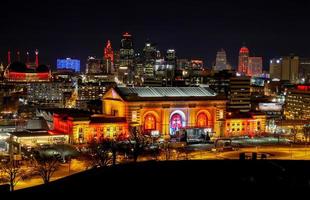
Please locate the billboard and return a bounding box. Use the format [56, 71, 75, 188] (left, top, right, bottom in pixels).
[57, 58, 80, 72]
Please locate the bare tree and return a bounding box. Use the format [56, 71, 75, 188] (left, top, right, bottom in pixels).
[0, 159, 26, 192]
[303, 126, 310, 143]
[86, 139, 113, 168]
[128, 127, 148, 163]
[31, 154, 60, 184]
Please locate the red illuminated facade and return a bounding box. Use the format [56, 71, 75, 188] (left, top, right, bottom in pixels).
[4, 62, 51, 82]
[104, 40, 114, 63]
[297, 85, 310, 91]
[238, 46, 250, 75]
[49, 112, 128, 144]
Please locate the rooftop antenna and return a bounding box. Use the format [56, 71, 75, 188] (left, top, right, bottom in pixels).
[35, 49, 39, 67]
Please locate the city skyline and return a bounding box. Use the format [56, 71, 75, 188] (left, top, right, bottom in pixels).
[1, 0, 310, 69]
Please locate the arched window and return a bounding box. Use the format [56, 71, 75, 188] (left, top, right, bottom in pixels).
[170, 113, 183, 130]
[197, 113, 208, 127]
[144, 114, 156, 130]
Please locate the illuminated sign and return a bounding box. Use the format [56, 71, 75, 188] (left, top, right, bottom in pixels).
[151, 130, 160, 137]
[258, 103, 282, 111]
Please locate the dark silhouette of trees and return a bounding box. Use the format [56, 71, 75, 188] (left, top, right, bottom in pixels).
[85, 139, 113, 168]
[128, 127, 148, 163]
[31, 153, 61, 184]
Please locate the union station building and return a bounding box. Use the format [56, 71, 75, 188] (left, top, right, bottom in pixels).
[102, 87, 227, 139]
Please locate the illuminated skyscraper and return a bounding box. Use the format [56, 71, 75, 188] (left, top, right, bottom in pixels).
[269, 56, 299, 83]
[104, 40, 114, 74]
[248, 57, 263, 77]
[238, 46, 250, 75]
[215, 49, 227, 71]
[86, 56, 104, 74]
[165, 49, 176, 86]
[269, 58, 282, 79]
[143, 41, 157, 78]
[104, 40, 114, 63]
[119, 32, 134, 84]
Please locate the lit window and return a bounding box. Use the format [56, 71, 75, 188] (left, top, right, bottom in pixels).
[144, 114, 156, 130]
[197, 113, 208, 127]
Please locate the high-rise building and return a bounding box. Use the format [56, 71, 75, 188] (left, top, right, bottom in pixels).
[281, 56, 299, 83]
[119, 32, 134, 84]
[269, 56, 299, 83]
[238, 46, 250, 75]
[165, 49, 177, 86]
[86, 57, 104, 74]
[228, 76, 251, 112]
[215, 49, 227, 71]
[104, 40, 114, 75]
[57, 58, 81, 72]
[143, 41, 157, 78]
[104, 40, 114, 63]
[299, 58, 310, 84]
[285, 85, 310, 120]
[248, 57, 263, 77]
[269, 58, 282, 79]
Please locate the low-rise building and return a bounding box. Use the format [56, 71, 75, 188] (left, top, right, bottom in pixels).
[225, 112, 266, 137]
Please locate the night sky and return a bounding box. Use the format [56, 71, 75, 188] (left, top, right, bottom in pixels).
[1, 0, 310, 71]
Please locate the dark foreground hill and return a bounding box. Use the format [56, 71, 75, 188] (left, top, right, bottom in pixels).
[14, 160, 310, 194]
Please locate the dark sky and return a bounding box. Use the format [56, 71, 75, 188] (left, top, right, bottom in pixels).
[1, 0, 310, 70]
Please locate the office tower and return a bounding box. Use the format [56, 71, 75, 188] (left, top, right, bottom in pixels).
[285, 85, 310, 120]
[143, 41, 157, 78]
[248, 57, 263, 77]
[104, 40, 114, 75]
[269, 58, 282, 79]
[57, 58, 81, 72]
[215, 49, 227, 71]
[238, 46, 250, 75]
[281, 55, 299, 83]
[86, 56, 104, 74]
[119, 32, 134, 84]
[104, 40, 114, 63]
[298, 58, 310, 84]
[270, 56, 299, 83]
[228, 76, 251, 112]
[165, 49, 177, 86]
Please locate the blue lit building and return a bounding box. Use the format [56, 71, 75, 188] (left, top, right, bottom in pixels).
[57, 58, 80, 72]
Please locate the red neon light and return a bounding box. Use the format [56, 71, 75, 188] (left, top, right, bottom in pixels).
[239, 46, 249, 54]
[297, 85, 310, 91]
[8, 72, 49, 80]
[123, 32, 131, 37]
